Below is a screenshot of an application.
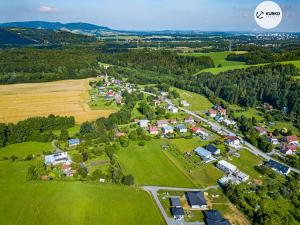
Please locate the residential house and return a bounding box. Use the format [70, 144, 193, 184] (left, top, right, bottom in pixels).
[215, 115, 224, 123]
[170, 207, 184, 220]
[185, 191, 207, 209]
[115, 131, 126, 138]
[281, 144, 297, 155]
[139, 119, 150, 128]
[185, 116, 194, 124]
[204, 210, 231, 225]
[45, 152, 71, 166]
[105, 89, 114, 100]
[68, 138, 80, 147]
[160, 91, 168, 96]
[170, 197, 181, 208]
[268, 136, 279, 145]
[194, 147, 215, 162]
[218, 108, 227, 116]
[206, 144, 221, 155]
[223, 119, 236, 127]
[217, 160, 237, 174]
[149, 126, 159, 135]
[167, 105, 179, 113]
[208, 109, 218, 118]
[176, 124, 188, 133]
[115, 94, 123, 104]
[283, 135, 299, 145]
[181, 100, 190, 107]
[236, 171, 249, 182]
[224, 136, 240, 147]
[255, 126, 267, 136]
[162, 126, 174, 134]
[191, 127, 209, 137]
[170, 119, 177, 125]
[153, 99, 161, 106]
[267, 160, 290, 176]
[157, 120, 169, 128]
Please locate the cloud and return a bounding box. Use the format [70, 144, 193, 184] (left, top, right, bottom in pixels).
[36, 6, 59, 13]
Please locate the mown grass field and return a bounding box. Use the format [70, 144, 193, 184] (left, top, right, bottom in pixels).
[0, 142, 53, 159]
[0, 79, 116, 124]
[230, 104, 265, 122]
[117, 140, 195, 187]
[0, 142, 165, 225]
[230, 149, 263, 179]
[173, 87, 213, 112]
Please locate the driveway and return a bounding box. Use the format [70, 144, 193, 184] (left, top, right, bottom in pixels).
[142, 186, 218, 225]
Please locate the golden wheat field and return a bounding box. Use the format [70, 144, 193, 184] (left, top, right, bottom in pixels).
[0, 79, 115, 124]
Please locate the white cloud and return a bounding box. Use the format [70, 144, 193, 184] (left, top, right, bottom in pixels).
[37, 6, 59, 13]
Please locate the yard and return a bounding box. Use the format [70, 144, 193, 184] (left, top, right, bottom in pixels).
[0, 79, 115, 124]
[116, 140, 195, 187]
[0, 158, 165, 225]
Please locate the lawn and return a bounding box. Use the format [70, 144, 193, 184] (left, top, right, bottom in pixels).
[273, 121, 300, 136]
[0, 142, 53, 159]
[230, 149, 263, 179]
[116, 140, 195, 187]
[173, 87, 213, 112]
[53, 125, 81, 137]
[189, 164, 224, 186]
[0, 160, 165, 225]
[165, 137, 211, 153]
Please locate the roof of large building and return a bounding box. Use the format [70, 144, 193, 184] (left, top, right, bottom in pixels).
[194, 147, 212, 158]
[68, 138, 80, 145]
[170, 207, 184, 216]
[170, 197, 181, 207]
[206, 144, 220, 154]
[267, 160, 290, 174]
[204, 210, 231, 225]
[185, 191, 207, 206]
[217, 160, 237, 172]
[176, 124, 187, 130]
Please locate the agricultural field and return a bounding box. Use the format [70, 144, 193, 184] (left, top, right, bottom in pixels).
[173, 87, 213, 112]
[230, 105, 265, 122]
[116, 140, 195, 187]
[0, 79, 116, 124]
[0, 142, 165, 225]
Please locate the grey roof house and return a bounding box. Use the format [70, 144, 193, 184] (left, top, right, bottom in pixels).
[185, 191, 207, 209]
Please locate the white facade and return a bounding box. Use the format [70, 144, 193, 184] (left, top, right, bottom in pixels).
[217, 160, 237, 174]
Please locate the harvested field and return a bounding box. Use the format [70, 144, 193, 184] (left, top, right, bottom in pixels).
[0, 79, 115, 124]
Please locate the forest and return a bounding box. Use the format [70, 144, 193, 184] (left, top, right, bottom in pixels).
[226, 45, 300, 64]
[0, 47, 101, 84]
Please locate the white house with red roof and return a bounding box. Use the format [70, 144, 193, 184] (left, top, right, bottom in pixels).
[284, 135, 299, 145]
[185, 116, 194, 124]
[281, 144, 297, 155]
[255, 126, 267, 136]
[218, 108, 226, 116]
[149, 126, 159, 135]
[208, 109, 217, 118]
[224, 136, 240, 147]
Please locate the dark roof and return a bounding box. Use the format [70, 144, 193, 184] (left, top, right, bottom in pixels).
[267, 160, 290, 174]
[204, 210, 223, 221]
[206, 144, 219, 154]
[171, 207, 184, 216]
[186, 191, 207, 206]
[170, 197, 181, 207]
[206, 218, 231, 225]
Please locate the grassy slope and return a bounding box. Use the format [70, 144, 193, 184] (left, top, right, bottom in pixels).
[116, 140, 195, 187]
[0, 142, 53, 158]
[0, 148, 165, 225]
[173, 87, 213, 112]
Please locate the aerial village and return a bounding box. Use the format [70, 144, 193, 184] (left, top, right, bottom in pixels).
[42, 74, 299, 225]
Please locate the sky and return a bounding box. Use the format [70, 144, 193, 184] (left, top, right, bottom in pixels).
[0, 0, 299, 31]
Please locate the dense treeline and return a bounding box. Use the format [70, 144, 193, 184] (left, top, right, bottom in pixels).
[97, 49, 214, 75]
[226, 45, 300, 64]
[0, 28, 97, 46]
[0, 115, 75, 147]
[0, 48, 101, 84]
[225, 173, 300, 225]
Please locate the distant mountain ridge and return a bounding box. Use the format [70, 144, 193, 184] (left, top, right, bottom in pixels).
[0, 21, 111, 31]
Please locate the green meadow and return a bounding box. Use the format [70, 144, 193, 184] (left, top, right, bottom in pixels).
[0, 143, 165, 225]
[117, 140, 195, 187]
[173, 87, 213, 112]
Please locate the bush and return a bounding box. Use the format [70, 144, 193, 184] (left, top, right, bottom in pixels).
[123, 174, 135, 185]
